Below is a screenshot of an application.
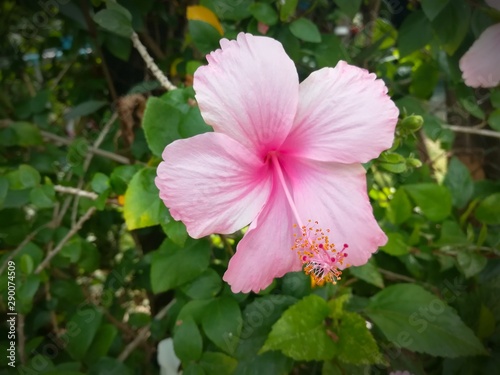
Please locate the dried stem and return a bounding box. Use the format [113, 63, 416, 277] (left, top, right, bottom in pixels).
[131, 32, 177, 91]
[118, 300, 175, 362]
[54, 185, 98, 200]
[41, 131, 131, 164]
[35, 207, 97, 274]
[442, 124, 500, 139]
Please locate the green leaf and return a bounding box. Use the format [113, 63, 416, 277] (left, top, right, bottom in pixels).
[261, 295, 335, 361]
[421, 0, 450, 20]
[365, 284, 487, 357]
[10, 122, 43, 146]
[181, 268, 222, 299]
[334, 312, 381, 365]
[334, 0, 362, 18]
[386, 189, 412, 225]
[0, 176, 8, 207]
[201, 0, 252, 21]
[110, 165, 141, 195]
[150, 239, 211, 293]
[398, 10, 433, 57]
[404, 183, 452, 222]
[279, 0, 298, 21]
[436, 221, 468, 246]
[184, 363, 206, 375]
[65, 100, 107, 120]
[410, 61, 439, 99]
[7, 164, 41, 190]
[444, 157, 474, 209]
[490, 89, 500, 109]
[315, 34, 349, 68]
[487, 109, 500, 131]
[380, 232, 409, 256]
[91, 173, 110, 194]
[189, 20, 223, 55]
[199, 352, 238, 375]
[94, 9, 133, 37]
[475, 193, 500, 224]
[202, 297, 242, 354]
[249, 2, 278, 25]
[456, 251, 487, 278]
[104, 33, 132, 61]
[349, 259, 384, 288]
[30, 185, 55, 208]
[174, 317, 203, 362]
[123, 168, 167, 230]
[289, 18, 322, 43]
[431, 0, 470, 55]
[66, 306, 103, 360]
[89, 357, 133, 375]
[85, 324, 118, 364]
[179, 106, 211, 139]
[142, 97, 181, 156]
[17, 274, 41, 314]
[162, 219, 188, 247]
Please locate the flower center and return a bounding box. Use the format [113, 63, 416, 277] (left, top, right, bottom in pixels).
[291, 220, 350, 286]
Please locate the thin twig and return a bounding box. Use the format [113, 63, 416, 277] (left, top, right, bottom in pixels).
[41, 131, 131, 164]
[0, 224, 49, 275]
[118, 300, 175, 362]
[442, 124, 500, 139]
[131, 32, 177, 91]
[71, 113, 118, 225]
[54, 185, 98, 200]
[35, 206, 97, 274]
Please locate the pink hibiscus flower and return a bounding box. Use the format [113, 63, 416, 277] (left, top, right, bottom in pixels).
[459, 0, 500, 88]
[155, 33, 399, 293]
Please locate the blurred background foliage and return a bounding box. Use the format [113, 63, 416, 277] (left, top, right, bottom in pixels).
[1, 0, 500, 374]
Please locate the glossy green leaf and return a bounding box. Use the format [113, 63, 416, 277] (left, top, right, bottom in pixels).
[398, 10, 433, 57]
[444, 157, 474, 209]
[475, 193, 500, 224]
[261, 295, 335, 360]
[85, 324, 118, 364]
[380, 232, 410, 256]
[421, 0, 450, 20]
[199, 351, 238, 375]
[431, 0, 470, 55]
[181, 268, 222, 299]
[7, 164, 41, 190]
[123, 168, 168, 230]
[386, 189, 412, 225]
[174, 317, 203, 362]
[150, 239, 211, 293]
[94, 9, 133, 37]
[404, 183, 452, 222]
[189, 20, 223, 54]
[249, 2, 278, 25]
[334, 0, 362, 18]
[66, 306, 103, 360]
[65, 100, 107, 119]
[349, 259, 384, 288]
[487, 109, 500, 131]
[202, 297, 242, 354]
[365, 284, 487, 357]
[29, 185, 55, 208]
[10, 122, 43, 146]
[456, 251, 487, 278]
[289, 18, 321, 43]
[279, 0, 298, 21]
[142, 97, 182, 156]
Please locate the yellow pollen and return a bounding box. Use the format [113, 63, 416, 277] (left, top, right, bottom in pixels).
[291, 220, 349, 287]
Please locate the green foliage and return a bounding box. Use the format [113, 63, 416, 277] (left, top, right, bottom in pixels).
[2, 0, 499, 374]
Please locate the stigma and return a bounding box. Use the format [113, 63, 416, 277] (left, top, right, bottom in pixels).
[291, 220, 350, 286]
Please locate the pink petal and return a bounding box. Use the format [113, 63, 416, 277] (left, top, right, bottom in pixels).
[155, 133, 272, 238]
[459, 24, 500, 88]
[486, 0, 500, 11]
[281, 61, 399, 164]
[194, 33, 299, 158]
[282, 156, 387, 267]
[223, 181, 302, 294]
